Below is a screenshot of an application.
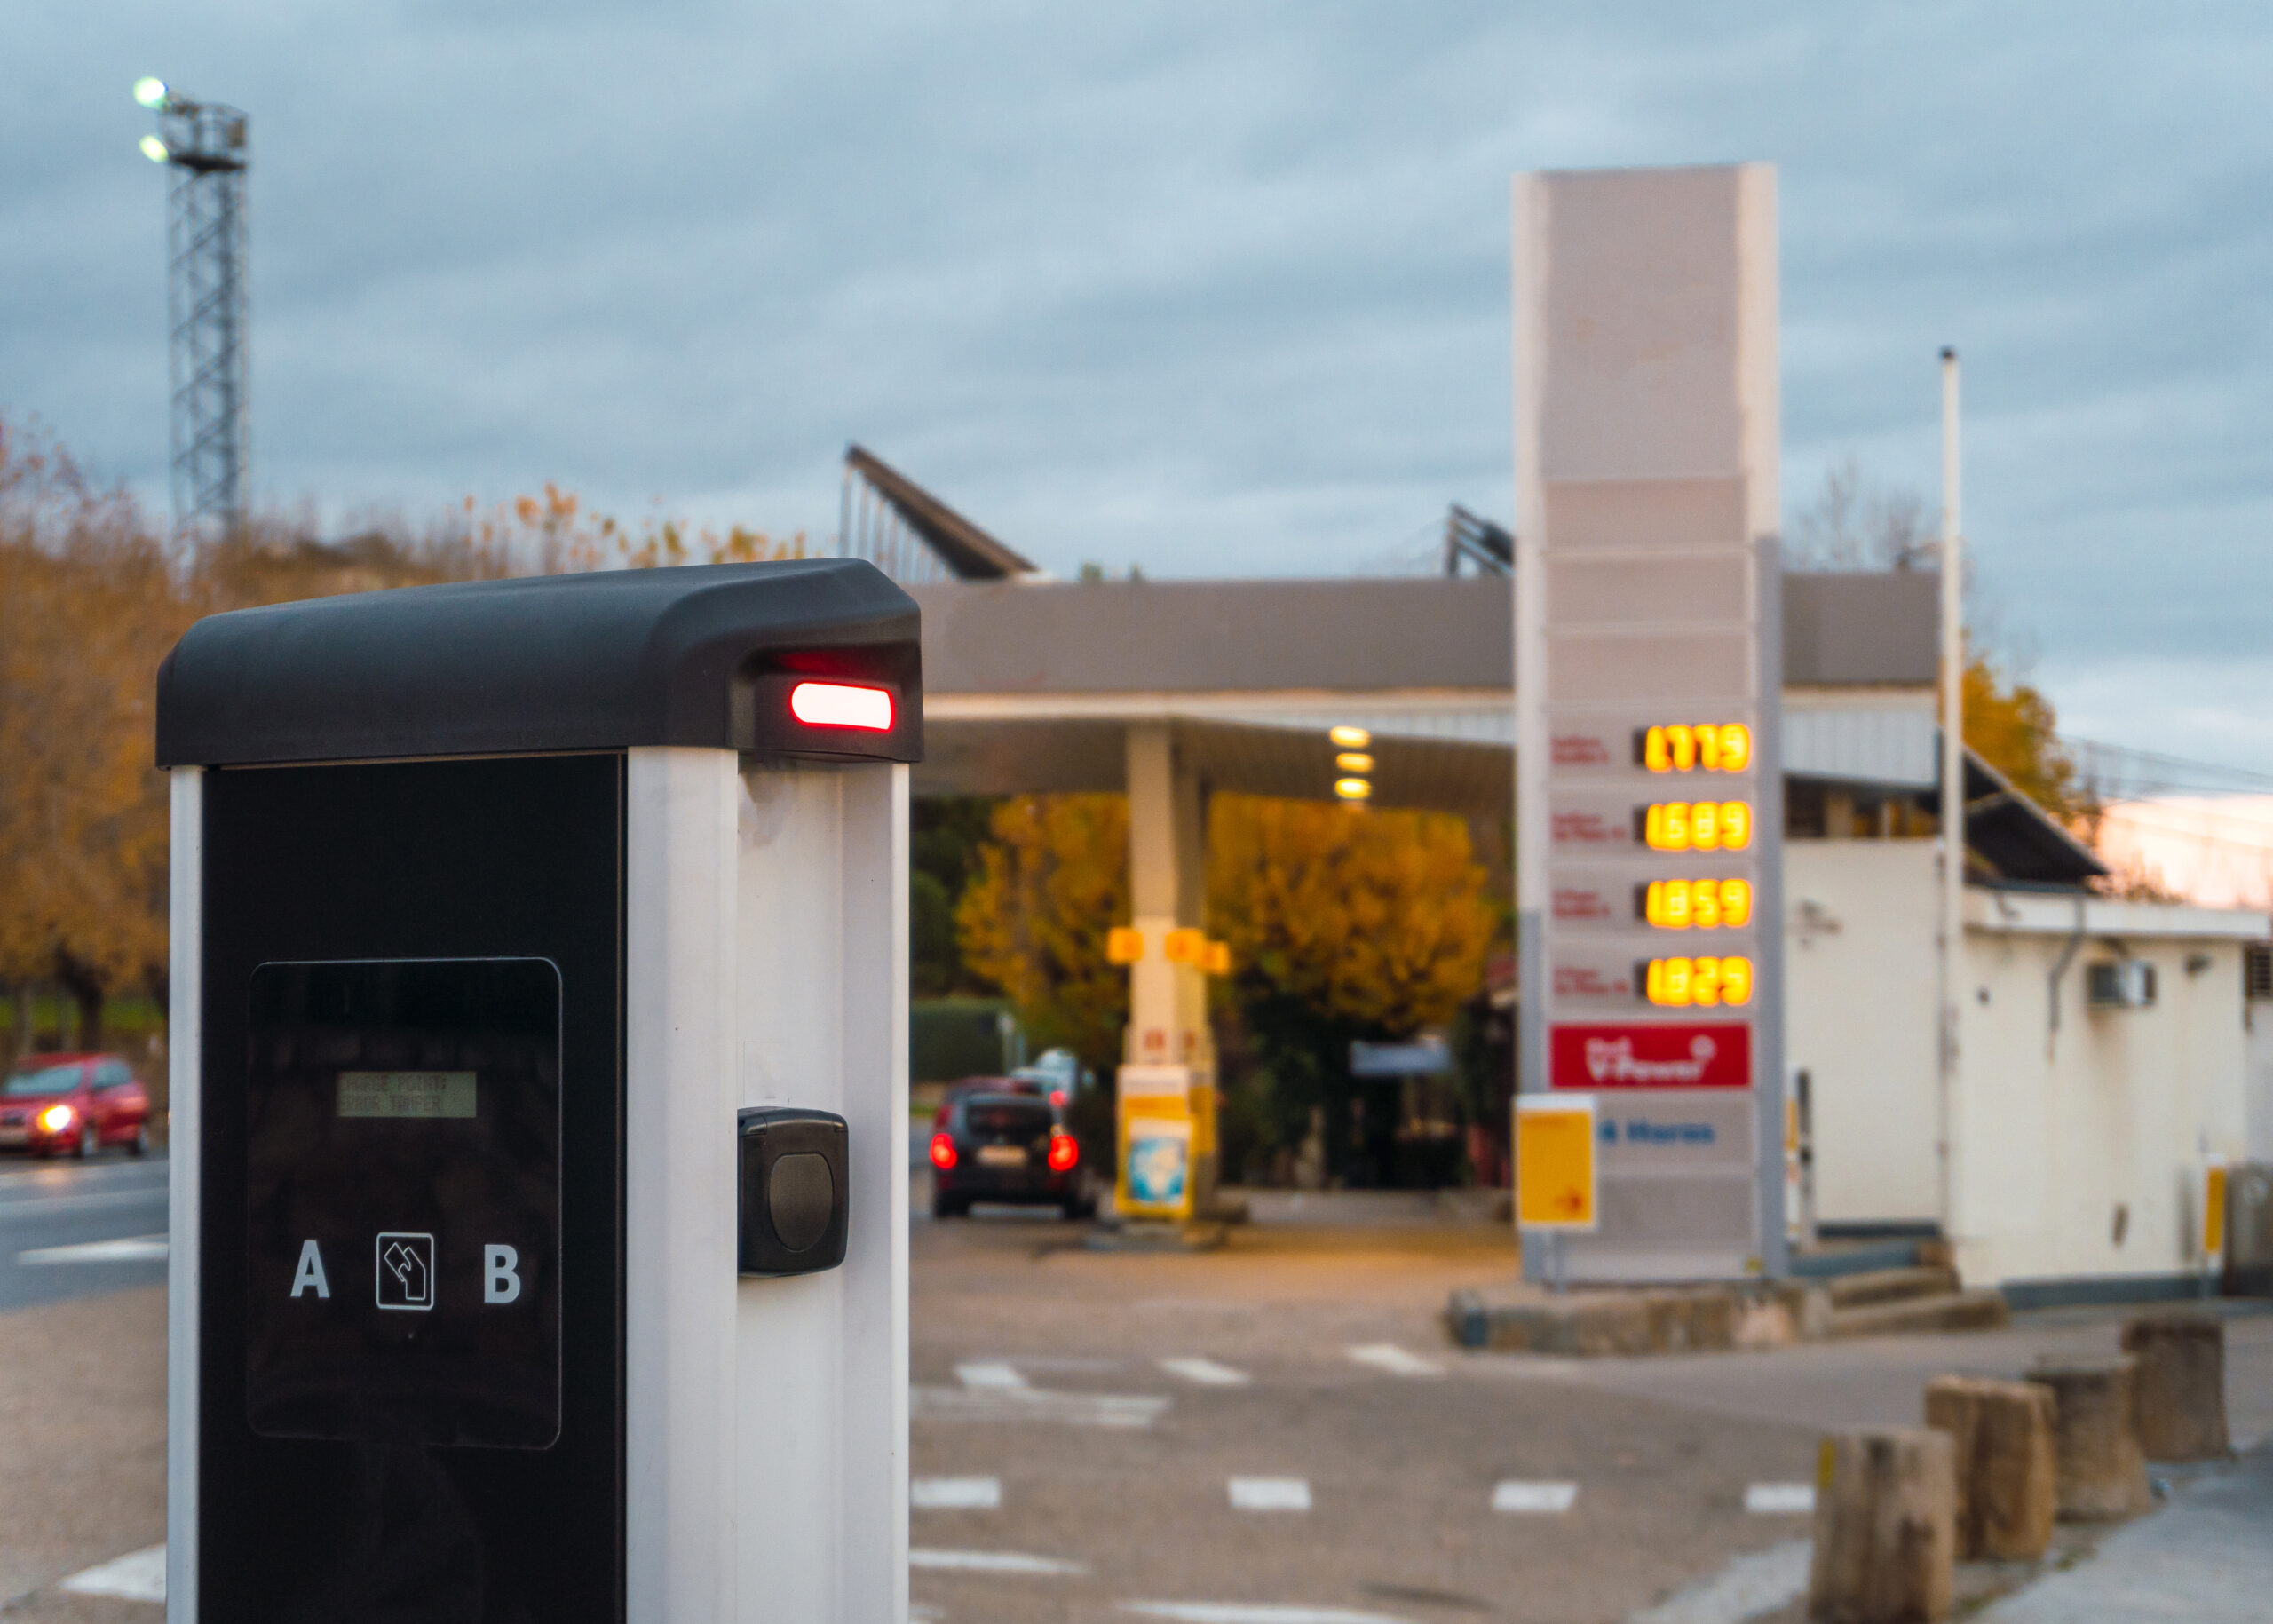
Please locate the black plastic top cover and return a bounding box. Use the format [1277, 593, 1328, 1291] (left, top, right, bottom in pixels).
[156, 558, 923, 766]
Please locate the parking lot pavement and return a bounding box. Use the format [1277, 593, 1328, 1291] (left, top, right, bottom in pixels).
[910, 1215, 1826, 1623]
[8, 1199, 2266, 1621]
[909, 1215, 2273, 1624]
[0, 1286, 164, 1617]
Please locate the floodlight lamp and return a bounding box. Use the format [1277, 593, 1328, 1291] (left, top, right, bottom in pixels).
[1329, 725, 1370, 749]
[1334, 777, 1372, 801]
[133, 77, 169, 110]
[139, 134, 170, 164]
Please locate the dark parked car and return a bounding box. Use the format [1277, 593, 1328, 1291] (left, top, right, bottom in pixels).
[0, 1054, 152, 1158]
[929, 1090, 1089, 1218]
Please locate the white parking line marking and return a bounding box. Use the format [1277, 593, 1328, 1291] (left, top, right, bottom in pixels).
[954, 1359, 1028, 1390]
[1744, 1482, 1816, 1515]
[912, 1476, 1002, 1510]
[911, 1547, 1086, 1575]
[1227, 1477, 1311, 1512]
[60, 1544, 166, 1602]
[1491, 1479, 1579, 1514]
[1120, 1604, 1415, 1624]
[1159, 1356, 1250, 1387]
[915, 1385, 1172, 1429]
[1344, 1343, 1443, 1378]
[20, 1234, 169, 1265]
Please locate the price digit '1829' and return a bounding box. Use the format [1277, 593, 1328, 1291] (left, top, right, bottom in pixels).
[1639, 955, 1754, 1007]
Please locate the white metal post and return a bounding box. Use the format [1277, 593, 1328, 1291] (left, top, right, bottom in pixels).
[166, 768, 203, 1624]
[626, 748, 742, 1624]
[1938, 348, 1965, 1240]
[731, 760, 910, 1622]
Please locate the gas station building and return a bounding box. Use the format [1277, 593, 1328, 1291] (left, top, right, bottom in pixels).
[853, 447, 2270, 1297]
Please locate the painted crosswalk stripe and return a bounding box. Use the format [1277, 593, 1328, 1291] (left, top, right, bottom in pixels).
[1491, 1479, 1578, 1514]
[1227, 1477, 1311, 1512]
[912, 1476, 1002, 1510]
[1744, 1482, 1817, 1515]
[1344, 1343, 1443, 1378]
[20, 1234, 169, 1266]
[1159, 1356, 1250, 1387]
[914, 1385, 1172, 1429]
[955, 1359, 1028, 1390]
[60, 1545, 166, 1603]
[911, 1547, 1086, 1575]
[1120, 1604, 1415, 1624]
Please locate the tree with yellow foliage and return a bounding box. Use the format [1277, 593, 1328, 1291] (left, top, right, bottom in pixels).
[954, 794, 1130, 1072]
[0, 422, 191, 1050]
[1960, 654, 2090, 824]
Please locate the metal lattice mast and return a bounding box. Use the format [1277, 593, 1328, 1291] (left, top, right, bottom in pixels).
[138, 80, 249, 543]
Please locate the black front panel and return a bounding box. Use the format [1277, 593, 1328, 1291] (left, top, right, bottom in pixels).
[245, 958, 563, 1450]
[203, 756, 622, 1624]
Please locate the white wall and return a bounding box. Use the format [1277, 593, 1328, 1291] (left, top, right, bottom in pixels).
[1784, 840, 1942, 1227]
[1785, 844, 2263, 1287]
[1953, 895, 2253, 1287]
[2248, 997, 2273, 1162]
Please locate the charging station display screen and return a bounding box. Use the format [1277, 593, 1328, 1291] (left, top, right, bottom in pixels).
[244, 958, 562, 1449]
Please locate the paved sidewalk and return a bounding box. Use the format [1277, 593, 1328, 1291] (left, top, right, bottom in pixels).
[1977, 1444, 2273, 1622]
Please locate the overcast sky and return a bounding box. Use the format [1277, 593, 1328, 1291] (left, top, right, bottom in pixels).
[5, 4, 2269, 776]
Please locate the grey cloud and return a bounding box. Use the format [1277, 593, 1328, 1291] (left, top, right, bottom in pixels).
[3, 2, 2269, 765]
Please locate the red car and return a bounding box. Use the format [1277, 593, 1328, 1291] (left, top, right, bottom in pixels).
[0, 1054, 153, 1158]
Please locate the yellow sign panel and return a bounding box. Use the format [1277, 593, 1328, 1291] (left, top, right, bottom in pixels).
[1202, 940, 1232, 976]
[1164, 927, 1208, 965]
[2206, 1160, 2228, 1257]
[1105, 926, 1145, 965]
[1516, 1095, 1597, 1231]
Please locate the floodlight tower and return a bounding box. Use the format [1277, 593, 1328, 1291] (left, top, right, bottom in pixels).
[136, 77, 249, 543]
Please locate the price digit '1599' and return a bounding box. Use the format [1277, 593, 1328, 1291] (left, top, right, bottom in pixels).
[1639, 955, 1754, 1007]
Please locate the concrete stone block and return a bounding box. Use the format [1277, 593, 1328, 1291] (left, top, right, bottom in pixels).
[2029, 1357, 2152, 1523]
[2120, 1311, 2229, 1462]
[1807, 1427, 1957, 1622]
[1922, 1374, 2055, 1561]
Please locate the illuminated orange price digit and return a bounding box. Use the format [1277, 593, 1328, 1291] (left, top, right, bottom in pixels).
[1640, 955, 1754, 1006]
[1637, 723, 1752, 773]
[1719, 878, 1752, 928]
[1719, 800, 1752, 850]
[1691, 801, 1720, 850]
[1690, 878, 1720, 929]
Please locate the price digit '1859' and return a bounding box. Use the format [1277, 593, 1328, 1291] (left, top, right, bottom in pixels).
[1638, 878, 1752, 930]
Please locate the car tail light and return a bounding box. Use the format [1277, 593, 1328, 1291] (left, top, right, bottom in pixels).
[38, 1105, 74, 1134]
[929, 1132, 957, 1171]
[1047, 1133, 1079, 1173]
[789, 681, 892, 732]
[1049, 1089, 1067, 1109]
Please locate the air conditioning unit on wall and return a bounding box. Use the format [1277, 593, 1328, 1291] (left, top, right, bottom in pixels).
[2087, 959, 2158, 1010]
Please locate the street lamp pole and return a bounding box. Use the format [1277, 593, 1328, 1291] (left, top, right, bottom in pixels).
[136, 78, 250, 544]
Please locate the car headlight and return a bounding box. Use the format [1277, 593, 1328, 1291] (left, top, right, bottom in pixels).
[38, 1105, 75, 1134]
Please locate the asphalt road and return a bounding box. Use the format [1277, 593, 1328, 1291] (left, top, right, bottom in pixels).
[0, 1153, 169, 1314]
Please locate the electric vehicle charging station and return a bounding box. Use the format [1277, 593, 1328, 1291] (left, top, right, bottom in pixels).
[157, 559, 917, 1623]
